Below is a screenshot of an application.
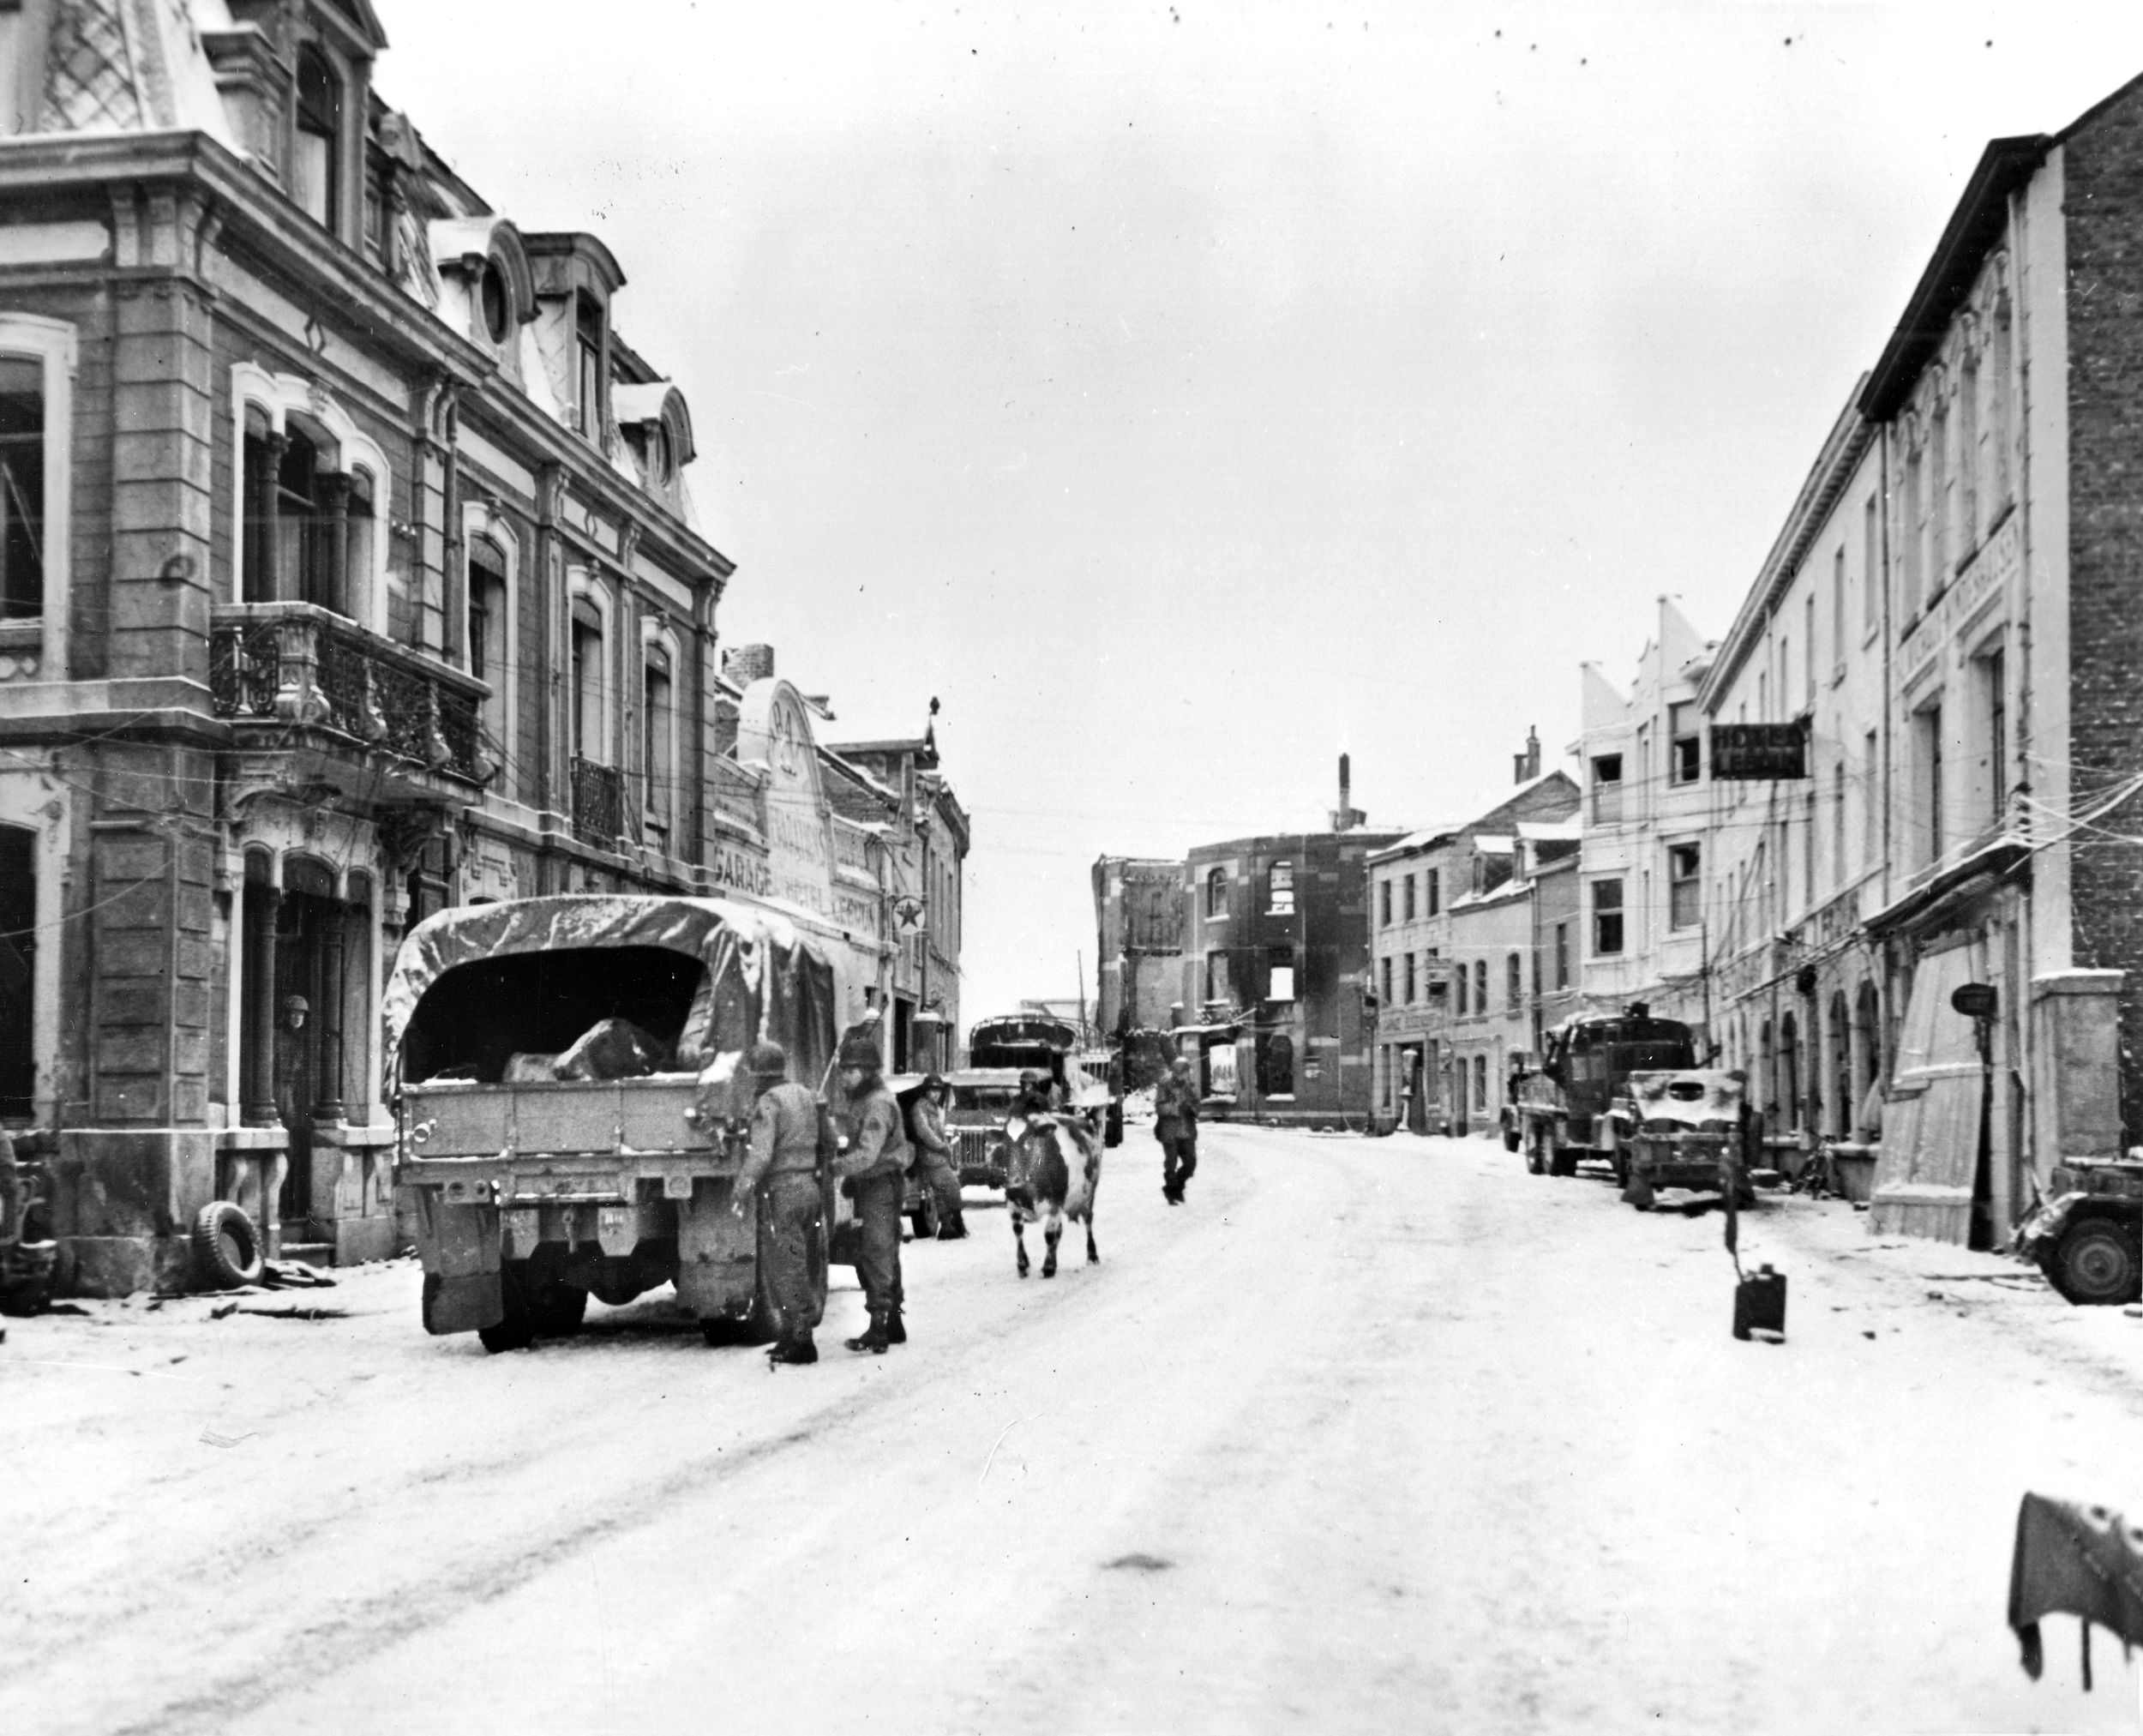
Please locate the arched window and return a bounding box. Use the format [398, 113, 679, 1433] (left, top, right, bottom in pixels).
[1474, 958, 1488, 1014]
[479, 261, 511, 345]
[275, 427, 322, 605]
[1505, 952, 1522, 1012]
[1204, 867, 1227, 919]
[642, 636, 675, 845]
[570, 596, 604, 763]
[294, 46, 342, 233]
[1854, 981, 1883, 1138]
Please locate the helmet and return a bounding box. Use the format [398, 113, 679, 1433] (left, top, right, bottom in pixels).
[837, 1029, 883, 1072]
[1017, 1067, 1048, 1090]
[747, 1041, 788, 1080]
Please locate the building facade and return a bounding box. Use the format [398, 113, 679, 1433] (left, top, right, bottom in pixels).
[1575, 599, 1720, 1031]
[1180, 824, 1402, 1126]
[0, 2, 958, 1291]
[1091, 855, 1186, 1038]
[1367, 746, 1577, 1135]
[1699, 392, 1893, 1200]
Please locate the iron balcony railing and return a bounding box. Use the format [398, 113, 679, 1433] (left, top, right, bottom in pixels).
[209, 604, 491, 787]
[570, 756, 627, 849]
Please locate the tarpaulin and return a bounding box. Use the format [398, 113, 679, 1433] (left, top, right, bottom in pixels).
[383, 895, 838, 1093]
[2008, 1493, 2143, 1688]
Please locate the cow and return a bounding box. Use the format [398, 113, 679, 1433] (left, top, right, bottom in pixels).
[1003, 1110, 1102, 1278]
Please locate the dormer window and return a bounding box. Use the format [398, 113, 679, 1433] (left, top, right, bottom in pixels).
[646, 422, 671, 486]
[575, 297, 604, 438]
[480, 262, 511, 345]
[293, 47, 342, 233]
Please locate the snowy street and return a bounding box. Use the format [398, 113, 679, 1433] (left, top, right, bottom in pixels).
[9, 1124, 2143, 1734]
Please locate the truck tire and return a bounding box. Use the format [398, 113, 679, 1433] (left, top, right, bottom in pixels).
[2047, 1217, 2140, 1306]
[478, 1261, 537, 1353]
[909, 1193, 940, 1240]
[1525, 1126, 1546, 1176]
[1502, 1120, 1521, 1154]
[531, 1282, 588, 1337]
[192, 1200, 264, 1289]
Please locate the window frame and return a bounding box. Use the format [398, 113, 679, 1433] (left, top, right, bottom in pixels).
[1591, 877, 1625, 957]
[1667, 841, 1702, 932]
[0, 317, 73, 676]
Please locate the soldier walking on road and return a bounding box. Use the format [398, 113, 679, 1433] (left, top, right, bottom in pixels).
[831, 1028, 912, 1354]
[909, 1074, 969, 1240]
[731, 1041, 825, 1367]
[1156, 1056, 1200, 1205]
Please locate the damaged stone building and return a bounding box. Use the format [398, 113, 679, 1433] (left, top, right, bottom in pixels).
[0, 0, 963, 1291]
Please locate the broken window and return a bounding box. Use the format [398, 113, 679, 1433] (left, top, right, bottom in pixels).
[1668, 843, 1701, 931]
[1669, 703, 1700, 785]
[1591, 754, 1624, 825]
[576, 297, 605, 439]
[293, 46, 342, 232]
[1267, 859, 1294, 916]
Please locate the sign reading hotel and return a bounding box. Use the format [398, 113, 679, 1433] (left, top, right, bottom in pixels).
[1710, 720, 1809, 780]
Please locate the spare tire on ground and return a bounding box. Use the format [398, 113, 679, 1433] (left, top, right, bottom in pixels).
[193, 1200, 265, 1289]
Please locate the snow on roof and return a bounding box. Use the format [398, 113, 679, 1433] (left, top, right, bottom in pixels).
[1516, 819, 1583, 842]
[1472, 835, 1515, 855]
[1367, 825, 1464, 862]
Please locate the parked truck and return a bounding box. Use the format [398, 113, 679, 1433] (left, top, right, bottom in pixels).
[1512, 1004, 1701, 1178]
[2014, 1157, 2143, 1306]
[384, 895, 851, 1354]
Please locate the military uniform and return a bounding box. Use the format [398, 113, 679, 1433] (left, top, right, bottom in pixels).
[909, 1086, 967, 1239]
[737, 1073, 826, 1361]
[1155, 1068, 1200, 1204]
[833, 1065, 911, 1351]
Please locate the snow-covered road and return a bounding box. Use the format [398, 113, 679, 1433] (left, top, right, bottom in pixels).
[9, 1125, 2143, 1733]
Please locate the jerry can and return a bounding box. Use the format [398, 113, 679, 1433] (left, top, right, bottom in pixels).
[1733, 1264, 1786, 1340]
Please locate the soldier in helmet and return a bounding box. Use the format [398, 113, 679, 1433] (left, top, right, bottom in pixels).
[831, 1025, 911, 1354]
[731, 1040, 825, 1366]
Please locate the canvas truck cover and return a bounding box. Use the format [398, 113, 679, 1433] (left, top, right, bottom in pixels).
[382, 894, 840, 1096]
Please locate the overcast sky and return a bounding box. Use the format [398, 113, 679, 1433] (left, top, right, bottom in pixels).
[381, 1, 2143, 1028]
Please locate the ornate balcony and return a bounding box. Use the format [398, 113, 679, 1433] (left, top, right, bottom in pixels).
[570, 756, 626, 849]
[209, 604, 494, 792]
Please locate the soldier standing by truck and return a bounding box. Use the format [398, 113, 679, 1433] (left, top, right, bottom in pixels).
[832, 1029, 912, 1354]
[731, 1041, 827, 1367]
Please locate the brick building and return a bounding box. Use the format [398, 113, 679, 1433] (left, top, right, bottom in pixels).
[1181, 821, 1402, 1125]
[1091, 856, 1186, 1038]
[0, 2, 957, 1291]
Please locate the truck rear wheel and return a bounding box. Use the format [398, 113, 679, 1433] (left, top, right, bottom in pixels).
[1525, 1126, 1546, 1175]
[531, 1282, 588, 1337]
[2048, 1217, 2140, 1306]
[477, 1261, 536, 1354]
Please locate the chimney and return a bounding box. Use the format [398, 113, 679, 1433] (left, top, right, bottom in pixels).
[1514, 726, 1540, 784]
[724, 643, 775, 686]
[1330, 754, 1367, 832]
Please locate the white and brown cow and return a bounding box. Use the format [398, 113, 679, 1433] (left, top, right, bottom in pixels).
[1004, 1112, 1102, 1277]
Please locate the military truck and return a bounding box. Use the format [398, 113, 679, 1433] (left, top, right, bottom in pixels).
[2015, 1157, 2143, 1306]
[1615, 1068, 1751, 1210]
[1513, 1004, 1701, 1178]
[385, 895, 850, 1354]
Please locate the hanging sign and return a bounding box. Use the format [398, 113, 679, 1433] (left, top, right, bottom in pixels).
[1710, 721, 1808, 780]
